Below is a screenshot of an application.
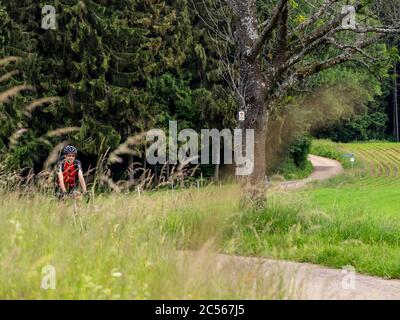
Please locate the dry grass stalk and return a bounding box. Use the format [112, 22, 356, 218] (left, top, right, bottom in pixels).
[0, 84, 35, 103]
[46, 127, 80, 138]
[8, 128, 27, 148]
[24, 97, 60, 117]
[0, 70, 19, 84]
[43, 140, 72, 171]
[0, 56, 21, 67]
[107, 132, 147, 164]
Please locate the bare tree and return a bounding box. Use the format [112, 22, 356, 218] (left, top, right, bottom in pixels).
[198, 0, 400, 194]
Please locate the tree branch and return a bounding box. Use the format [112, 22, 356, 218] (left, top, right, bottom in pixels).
[191, 0, 235, 45]
[271, 30, 334, 80]
[305, 35, 383, 74]
[271, 33, 386, 103]
[297, 0, 340, 33]
[326, 36, 381, 62]
[341, 25, 400, 34]
[225, 0, 239, 16]
[277, 2, 399, 83]
[290, 1, 367, 57]
[248, 0, 288, 59]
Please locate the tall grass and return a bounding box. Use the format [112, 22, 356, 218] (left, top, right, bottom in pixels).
[0, 186, 298, 299]
[310, 139, 353, 169]
[1, 56, 298, 299]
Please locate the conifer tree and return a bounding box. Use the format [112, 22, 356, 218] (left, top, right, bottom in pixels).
[0, 0, 202, 168]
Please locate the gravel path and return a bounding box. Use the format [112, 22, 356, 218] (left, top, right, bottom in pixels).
[278, 154, 344, 190]
[178, 251, 400, 299]
[190, 155, 400, 299]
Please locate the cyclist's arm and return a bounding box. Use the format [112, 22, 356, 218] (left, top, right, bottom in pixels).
[76, 161, 87, 192]
[58, 171, 67, 193]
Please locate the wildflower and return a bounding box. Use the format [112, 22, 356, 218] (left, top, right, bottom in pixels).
[111, 271, 122, 278]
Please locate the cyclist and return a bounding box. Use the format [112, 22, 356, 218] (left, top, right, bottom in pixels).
[56, 145, 88, 200]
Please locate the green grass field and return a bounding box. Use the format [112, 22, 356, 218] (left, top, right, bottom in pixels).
[223, 140, 400, 278]
[0, 186, 297, 299]
[2, 140, 400, 299]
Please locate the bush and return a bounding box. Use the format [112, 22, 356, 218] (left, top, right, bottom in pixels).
[310, 139, 343, 161]
[275, 135, 313, 180]
[288, 135, 312, 167]
[280, 158, 313, 180]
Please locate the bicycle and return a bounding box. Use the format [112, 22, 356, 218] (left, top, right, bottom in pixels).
[59, 189, 92, 232]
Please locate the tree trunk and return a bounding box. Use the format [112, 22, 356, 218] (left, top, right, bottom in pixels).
[232, 0, 269, 208]
[214, 163, 220, 181]
[252, 122, 267, 184]
[234, 0, 268, 185]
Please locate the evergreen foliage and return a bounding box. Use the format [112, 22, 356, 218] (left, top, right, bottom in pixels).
[0, 1, 398, 176]
[0, 0, 235, 170]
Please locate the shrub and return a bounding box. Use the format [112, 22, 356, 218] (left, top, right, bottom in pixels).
[288, 135, 312, 167]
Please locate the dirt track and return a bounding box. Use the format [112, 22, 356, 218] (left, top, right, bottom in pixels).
[279, 154, 344, 190]
[178, 250, 400, 299]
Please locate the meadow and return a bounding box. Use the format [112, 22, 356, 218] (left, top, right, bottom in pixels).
[2, 140, 400, 299]
[0, 185, 297, 299]
[223, 140, 400, 279]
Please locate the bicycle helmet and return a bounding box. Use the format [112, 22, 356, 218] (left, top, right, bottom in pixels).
[63, 145, 78, 155]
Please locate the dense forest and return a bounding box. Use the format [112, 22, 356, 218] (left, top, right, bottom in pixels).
[0, 0, 399, 183]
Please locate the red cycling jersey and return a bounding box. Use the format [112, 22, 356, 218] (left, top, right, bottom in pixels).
[58, 159, 83, 190]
